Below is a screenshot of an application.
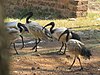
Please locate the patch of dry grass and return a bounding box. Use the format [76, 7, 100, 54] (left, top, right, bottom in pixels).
[5, 12, 100, 30]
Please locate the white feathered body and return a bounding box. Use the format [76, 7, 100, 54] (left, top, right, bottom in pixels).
[67, 39, 84, 55]
[5, 21, 18, 28]
[25, 22, 51, 40]
[7, 28, 20, 43]
[52, 27, 72, 43]
[66, 39, 92, 59]
[5, 21, 28, 35]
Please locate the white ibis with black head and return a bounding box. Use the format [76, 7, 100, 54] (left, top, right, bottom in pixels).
[5, 21, 29, 49]
[7, 27, 23, 54]
[21, 12, 53, 52]
[66, 39, 92, 70]
[43, 22, 81, 54]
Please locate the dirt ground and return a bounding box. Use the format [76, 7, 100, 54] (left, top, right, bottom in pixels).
[10, 37, 100, 75]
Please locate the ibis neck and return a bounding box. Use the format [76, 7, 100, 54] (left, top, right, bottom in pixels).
[50, 24, 55, 34]
[17, 23, 29, 33]
[66, 29, 70, 42]
[26, 12, 33, 23]
[58, 29, 70, 42]
[26, 15, 32, 23]
[43, 24, 55, 34]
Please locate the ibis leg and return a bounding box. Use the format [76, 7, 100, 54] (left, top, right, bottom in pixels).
[32, 39, 41, 52]
[63, 43, 67, 54]
[58, 42, 64, 53]
[69, 56, 76, 69]
[32, 39, 37, 50]
[19, 35, 24, 49]
[13, 43, 19, 55]
[77, 56, 83, 70]
[35, 38, 41, 52]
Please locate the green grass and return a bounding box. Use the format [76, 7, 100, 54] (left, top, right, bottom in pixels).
[95, 0, 100, 2]
[5, 12, 100, 31]
[90, 0, 100, 3]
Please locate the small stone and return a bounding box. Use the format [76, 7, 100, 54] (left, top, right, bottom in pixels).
[37, 67, 40, 69]
[75, 72, 80, 74]
[34, 62, 37, 64]
[69, 18, 76, 21]
[56, 67, 59, 69]
[13, 71, 18, 73]
[31, 67, 35, 70]
[33, 73, 36, 75]
[98, 68, 100, 71]
[36, 54, 41, 56]
[64, 61, 68, 64]
[96, 18, 100, 21]
[66, 55, 71, 58]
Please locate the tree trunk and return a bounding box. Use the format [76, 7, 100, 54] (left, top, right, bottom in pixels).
[0, 0, 10, 75]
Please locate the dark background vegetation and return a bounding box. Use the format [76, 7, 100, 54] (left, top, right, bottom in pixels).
[4, 0, 88, 19]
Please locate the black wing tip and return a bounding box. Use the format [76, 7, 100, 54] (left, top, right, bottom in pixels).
[81, 48, 92, 59]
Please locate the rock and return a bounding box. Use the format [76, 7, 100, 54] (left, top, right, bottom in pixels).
[98, 68, 100, 71]
[31, 67, 35, 70]
[13, 71, 18, 73]
[36, 53, 41, 56]
[33, 73, 36, 75]
[56, 67, 59, 69]
[66, 55, 71, 58]
[96, 18, 100, 21]
[37, 66, 40, 69]
[69, 18, 76, 21]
